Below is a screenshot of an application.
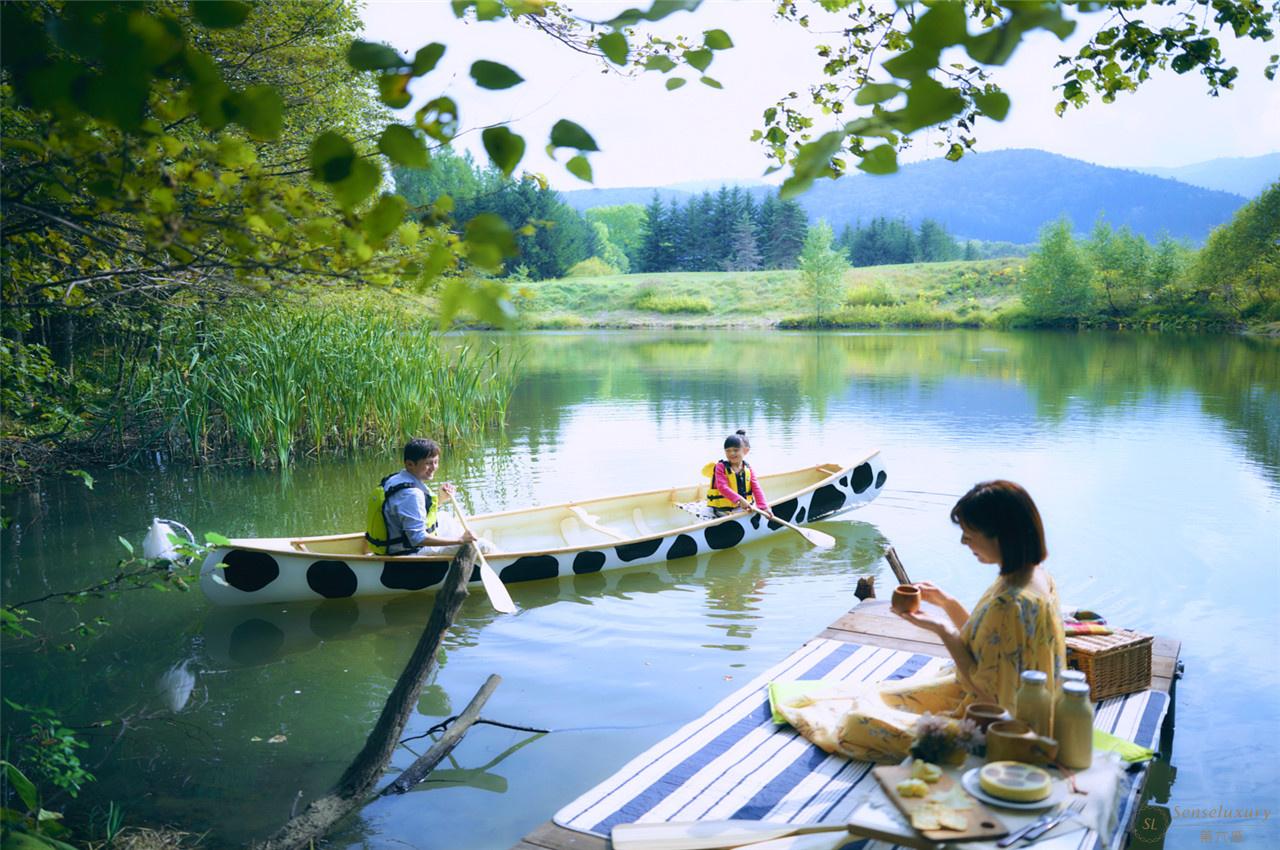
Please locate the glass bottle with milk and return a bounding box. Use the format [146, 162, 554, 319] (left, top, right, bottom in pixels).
[1014, 669, 1052, 736]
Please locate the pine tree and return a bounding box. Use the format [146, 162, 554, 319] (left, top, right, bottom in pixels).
[763, 197, 808, 268]
[918, 219, 960, 262]
[639, 192, 669, 273]
[724, 211, 762, 271]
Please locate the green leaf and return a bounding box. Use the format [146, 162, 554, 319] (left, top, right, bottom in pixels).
[331, 158, 381, 210]
[190, 1, 251, 29]
[644, 54, 677, 73]
[118, 536, 134, 555]
[704, 29, 733, 50]
[972, 89, 1011, 121]
[699, 76, 722, 89]
[67, 469, 94, 490]
[347, 40, 405, 71]
[598, 32, 628, 65]
[464, 213, 518, 270]
[899, 76, 965, 131]
[412, 42, 446, 76]
[779, 130, 845, 199]
[363, 194, 408, 244]
[482, 126, 526, 176]
[470, 60, 524, 89]
[379, 124, 429, 168]
[606, 0, 700, 28]
[857, 144, 898, 175]
[665, 77, 687, 91]
[204, 531, 231, 546]
[854, 82, 903, 105]
[310, 131, 356, 183]
[945, 142, 964, 161]
[2, 760, 39, 813]
[229, 85, 283, 139]
[549, 119, 599, 151]
[416, 96, 459, 142]
[910, 2, 968, 50]
[566, 154, 592, 182]
[684, 48, 712, 72]
[378, 73, 413, 109]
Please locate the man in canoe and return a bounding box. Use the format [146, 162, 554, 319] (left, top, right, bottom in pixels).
[706, 430, 776, 520]
[366, 438, 479, 556]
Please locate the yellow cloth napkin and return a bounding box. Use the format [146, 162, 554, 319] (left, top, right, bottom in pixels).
[1093, 727, 1156, 762]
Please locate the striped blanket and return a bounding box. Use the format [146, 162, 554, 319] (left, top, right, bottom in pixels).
[555, 637, 1169, 850]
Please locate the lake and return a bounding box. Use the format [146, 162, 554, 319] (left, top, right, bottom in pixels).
[2, 329, 1277, 849]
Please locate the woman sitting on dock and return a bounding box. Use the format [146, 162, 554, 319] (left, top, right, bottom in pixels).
[778, 480, 1066, 762]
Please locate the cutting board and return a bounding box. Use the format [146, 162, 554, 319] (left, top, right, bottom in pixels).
[872, 765, 1008, 843]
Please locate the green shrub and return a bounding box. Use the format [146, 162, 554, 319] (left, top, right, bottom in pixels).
[566, 256, 618, 277]
[632, 291, 714, 314]
[845, 282, 900, 307]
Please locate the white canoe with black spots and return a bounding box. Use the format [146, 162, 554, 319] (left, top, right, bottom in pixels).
[198, 453, 887, 606]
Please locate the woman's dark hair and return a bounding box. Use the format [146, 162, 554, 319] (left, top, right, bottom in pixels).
[950, 480, 1046, 575]
[404, 437, 440, 463]
[724, 429, 750, 450]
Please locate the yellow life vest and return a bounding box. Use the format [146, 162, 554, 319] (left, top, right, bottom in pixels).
[706, 460, 755, 510]
[365, 474, 438, 555]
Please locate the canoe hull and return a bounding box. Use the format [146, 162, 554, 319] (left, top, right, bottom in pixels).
[199, 454, 886, 606]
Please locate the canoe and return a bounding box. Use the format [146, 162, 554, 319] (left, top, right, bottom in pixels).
[198, 452, 887, 606]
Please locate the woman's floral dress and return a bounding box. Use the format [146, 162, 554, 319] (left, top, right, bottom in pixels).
[778, 573, 1067, 764]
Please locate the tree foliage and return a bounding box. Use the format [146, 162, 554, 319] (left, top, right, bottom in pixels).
[1192, 181, 1280, 320]
[798, 220, 850, 323]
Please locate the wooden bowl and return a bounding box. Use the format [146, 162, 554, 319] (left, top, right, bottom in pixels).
[891, 584, 920, 614]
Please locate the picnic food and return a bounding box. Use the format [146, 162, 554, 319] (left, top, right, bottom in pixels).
[910, 759, 942, 782]
[896, 778, 930, 797]
[978, 760, 1053, 802]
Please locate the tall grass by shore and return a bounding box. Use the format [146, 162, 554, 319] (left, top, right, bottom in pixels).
[136, 302, 517, 466]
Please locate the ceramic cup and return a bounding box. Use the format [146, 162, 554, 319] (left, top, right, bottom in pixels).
[890, 584, 921, 614]
[964, 702, 1013, 732]
[985, 720, 1058, 765]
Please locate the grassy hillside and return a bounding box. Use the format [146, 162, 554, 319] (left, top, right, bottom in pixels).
[513, 259, 1027, 329]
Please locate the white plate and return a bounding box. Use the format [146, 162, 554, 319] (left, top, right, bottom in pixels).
[960, 768, 1067, 811]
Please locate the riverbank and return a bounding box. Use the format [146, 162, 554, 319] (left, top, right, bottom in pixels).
[510, 261, 1253, 331]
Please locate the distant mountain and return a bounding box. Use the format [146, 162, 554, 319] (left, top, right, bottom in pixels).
[1132, 153, 1279, 198]
[560, 187, 693, 210]
[562, 149, 1249, 243]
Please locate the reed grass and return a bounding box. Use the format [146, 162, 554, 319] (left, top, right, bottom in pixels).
[139, 303, 516, 466]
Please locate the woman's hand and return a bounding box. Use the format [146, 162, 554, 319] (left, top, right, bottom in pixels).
[894, 607, 952, 638]
[912, 581, 951, 607]
[439, 482, 457, 501]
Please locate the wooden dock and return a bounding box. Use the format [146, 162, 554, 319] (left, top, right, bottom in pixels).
[511, 599, 1182, 850]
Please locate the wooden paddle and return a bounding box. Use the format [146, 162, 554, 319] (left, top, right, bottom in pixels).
[611, 819, 849, 850]
[452, 494, 516, 615]
[746, 503, 835, 549]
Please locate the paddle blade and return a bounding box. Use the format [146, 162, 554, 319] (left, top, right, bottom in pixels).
[478, 556, 516, 614]
[611, 820, 845, 850]
[798, 527, 836, 549]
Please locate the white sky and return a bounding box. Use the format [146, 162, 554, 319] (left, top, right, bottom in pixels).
[360, 1, 1280, 190]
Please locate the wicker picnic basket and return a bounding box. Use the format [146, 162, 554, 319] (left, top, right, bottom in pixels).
[1066, 629, 1153, 700]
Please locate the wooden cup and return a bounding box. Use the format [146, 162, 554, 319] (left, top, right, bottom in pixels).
[985, 720, 1058, 765]
[964, 702, 1013, 732]
[891, 584, 921, 614]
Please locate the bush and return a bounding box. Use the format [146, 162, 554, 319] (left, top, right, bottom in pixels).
[845, 282, 900, 307]
[633, 291, 714, 314]
[566, 256, 619, 277]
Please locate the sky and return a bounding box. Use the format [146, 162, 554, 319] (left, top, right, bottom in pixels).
[359, 1, 1280, 190]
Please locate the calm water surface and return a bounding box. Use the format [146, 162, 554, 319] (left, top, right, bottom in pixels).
[3, 330, 1277, 849]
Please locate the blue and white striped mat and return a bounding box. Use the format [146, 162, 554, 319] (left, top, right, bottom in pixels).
[555, 637, 1169, 850]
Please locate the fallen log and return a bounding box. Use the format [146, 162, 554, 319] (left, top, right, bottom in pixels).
[382, 673, 502, 795]
[251, 545, 476, 850]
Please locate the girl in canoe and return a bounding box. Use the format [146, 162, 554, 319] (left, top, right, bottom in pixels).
[776, 480, 1065, 762]
[706, 430, 775, 521]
